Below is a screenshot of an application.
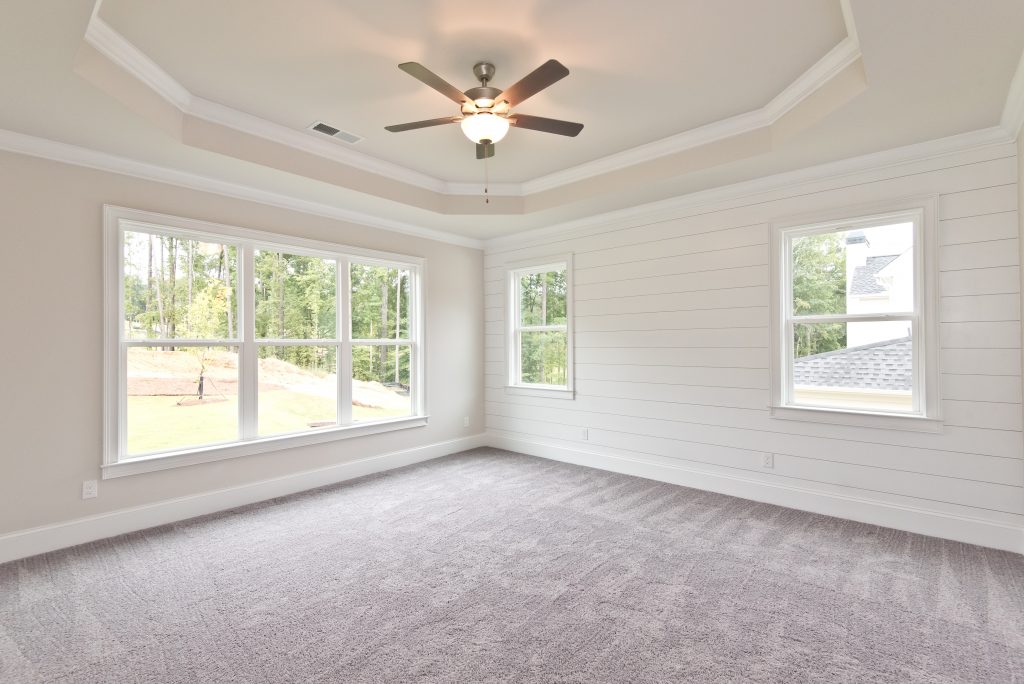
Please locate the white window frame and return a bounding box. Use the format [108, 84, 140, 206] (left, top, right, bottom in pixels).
[103, 205, 427, 478]
[769, 197, 941, 432]
[505, 255, 574, 399]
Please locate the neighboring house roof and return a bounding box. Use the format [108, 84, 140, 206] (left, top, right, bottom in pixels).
[850, 254, 899, 295]
[793, 336, 912, 391]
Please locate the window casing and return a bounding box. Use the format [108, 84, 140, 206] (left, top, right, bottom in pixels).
[103, 206, 426, 478]
[506, 257, 574, 398]
[771, 202, 939, 429]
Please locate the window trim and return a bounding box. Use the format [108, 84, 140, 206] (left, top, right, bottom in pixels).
[768, 197, 941, 431]
[505, 255, 574, 398]
[102, 205, 427, 478]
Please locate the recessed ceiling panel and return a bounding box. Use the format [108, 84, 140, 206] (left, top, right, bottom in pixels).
[99, 0, 848, 182]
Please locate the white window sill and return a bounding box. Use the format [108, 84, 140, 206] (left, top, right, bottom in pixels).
[102, 416, 429, 479]
[505, 385, 575, 400]
[769, 405, 942, 433]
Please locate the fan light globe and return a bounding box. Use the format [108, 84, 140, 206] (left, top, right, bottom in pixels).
[461, 113, 509, 144]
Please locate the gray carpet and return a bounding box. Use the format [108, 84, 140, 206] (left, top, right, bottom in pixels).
[2, 448, 1024, 683]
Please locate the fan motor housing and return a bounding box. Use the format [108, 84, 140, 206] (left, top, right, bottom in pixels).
[464, 86, 502, 103]
[472, 61, 496, 84]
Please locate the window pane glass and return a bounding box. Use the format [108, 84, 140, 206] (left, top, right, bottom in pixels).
[254, 251, 337, 339]
[544, 270, 567, 325]
[351, 263, 411, 339]
[519, 269, 567, 326]
[520, 330, 568, 386]
[792, 322, 913, 413]
[792, 222, 913, 316]
[520, 273, 544, 326]
[257, 346, 338, 436]
[352, 345, 412, 421]
[127, 347, 238, 455]
[123, 231, 238, 340]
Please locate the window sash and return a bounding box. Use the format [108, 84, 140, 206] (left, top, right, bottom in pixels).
[509, 262, 571, 389]
[110, 211, 423, 464]
[779, 210, 925, 417]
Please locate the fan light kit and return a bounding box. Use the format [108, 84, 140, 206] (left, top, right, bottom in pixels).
[386, 59, 583, 160]
[461, 112, 509, 144]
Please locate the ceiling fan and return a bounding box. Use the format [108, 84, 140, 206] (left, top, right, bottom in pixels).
[385, 60, 583, 159]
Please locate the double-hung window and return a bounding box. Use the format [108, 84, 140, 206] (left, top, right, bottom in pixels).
[103, 206, 425, 477]
[507, 257, 574, 397]
[772, 203, 938, 427]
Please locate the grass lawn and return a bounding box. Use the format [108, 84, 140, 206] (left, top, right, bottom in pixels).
[127, 392, 409, 456]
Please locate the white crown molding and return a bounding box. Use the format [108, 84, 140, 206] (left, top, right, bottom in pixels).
[485, 125, 1015, 252]
[839, 0, 859, 47]
[84, 16, 192, 111]
[1000, 45, 1024, 140]
[83, 11, 867, 200]
[0, 128, 484, 249]
[75, 2, 1024, 219]
[520, 36, 862, 196]
[84, 17, 456, 195]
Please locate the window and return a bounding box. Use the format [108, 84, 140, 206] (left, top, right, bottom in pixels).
[103, 206, 425, 477]
[507, 257, 574, 397]
[772, 204, 938, 427]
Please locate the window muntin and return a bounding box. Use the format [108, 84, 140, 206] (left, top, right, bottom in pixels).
[508, 261, 572, 391]
[781, 211, 924, 416]
[109, 210, 423, 466]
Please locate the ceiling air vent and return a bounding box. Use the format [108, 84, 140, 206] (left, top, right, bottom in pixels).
[308, 121, 362, 144]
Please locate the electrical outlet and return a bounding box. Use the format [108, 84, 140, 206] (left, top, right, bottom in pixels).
[82, 480, 98, 499]
[581, 428, 589, 440]
[762, 453, 774, 469]
[463, 416, 470, 427]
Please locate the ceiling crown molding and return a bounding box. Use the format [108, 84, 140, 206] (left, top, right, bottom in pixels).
[486, 125, 1014, 252]
[520, 36, 862, 195]
[1000, 45, 1024, 140]
[83, 8, 866, 200]
[84, 16, 457, 195]
[0, 127, 484, 249]
[85, 15, 192, 110]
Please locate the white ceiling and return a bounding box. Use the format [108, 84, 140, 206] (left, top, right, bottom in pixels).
[99, 0, 847, 184]
[0, 1, 1021, 242]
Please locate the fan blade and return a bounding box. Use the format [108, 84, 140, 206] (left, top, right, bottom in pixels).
[385, 117, 460, 133]
[496, 59, 569, 107]
[510, 114, 583, 137]
[476, 142, 495, 159]
[398, 62, 469, 104]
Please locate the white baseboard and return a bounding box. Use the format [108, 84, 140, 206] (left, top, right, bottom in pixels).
[0, 434, 487, 564]
[487, 432, 1024, 554]
[5, 431, 1020, 563]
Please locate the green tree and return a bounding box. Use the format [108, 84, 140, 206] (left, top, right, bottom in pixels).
[350, 264, 410, 385]
[791, 233, 847, 357]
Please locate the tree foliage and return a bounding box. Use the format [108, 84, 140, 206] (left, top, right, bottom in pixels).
[519, 270, 568, 385]
[123, 232, 238, 341]
[254, 250, 336, 373]
[123, 233, 411, 385]
[350, 264, 410, 386]
[791, 233, 847, 358]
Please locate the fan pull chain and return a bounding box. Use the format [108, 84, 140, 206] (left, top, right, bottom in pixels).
[484, 154, 490, 204]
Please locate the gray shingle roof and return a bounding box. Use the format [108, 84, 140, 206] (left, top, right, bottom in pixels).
[850, 254, 899, 295]
[793, 336, 912, 391]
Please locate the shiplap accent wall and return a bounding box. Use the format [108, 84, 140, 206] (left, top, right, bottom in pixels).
[484, 142, 1024, 548]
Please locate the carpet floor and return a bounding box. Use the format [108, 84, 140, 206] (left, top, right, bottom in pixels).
[2, 448, 1024, 683]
